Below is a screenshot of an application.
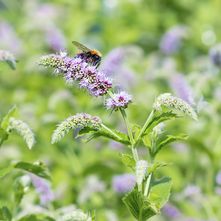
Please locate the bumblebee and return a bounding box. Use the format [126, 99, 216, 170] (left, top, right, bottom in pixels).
[72, 41, 102, 67]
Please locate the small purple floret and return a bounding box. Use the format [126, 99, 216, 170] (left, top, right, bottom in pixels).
[30, 174, 54, 205]
[105, 91, 132, 110]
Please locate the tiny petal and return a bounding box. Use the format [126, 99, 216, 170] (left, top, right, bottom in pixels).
[51, 113, 102, 144]
[153, 93, 198, 120]
[136, 160, 148, 188]
[105, 91, 132, 110]
[8, 117, 35, 149]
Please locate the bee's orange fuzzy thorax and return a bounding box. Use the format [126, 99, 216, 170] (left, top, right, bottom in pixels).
[91, 50, 102, 57]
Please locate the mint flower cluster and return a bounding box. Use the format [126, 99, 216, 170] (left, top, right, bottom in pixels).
[39, 50, 132, 110]
[39, 53, 112, 97]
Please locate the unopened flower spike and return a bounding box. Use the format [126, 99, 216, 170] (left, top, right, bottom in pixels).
[51, 113, 102, 144]
[153, 93, 198, 120]
[7, 117, 35, 149]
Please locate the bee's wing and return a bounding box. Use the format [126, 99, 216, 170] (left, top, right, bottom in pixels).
[72, 41, 91, 52]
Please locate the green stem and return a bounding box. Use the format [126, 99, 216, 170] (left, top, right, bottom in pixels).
[144, 173, 152, 197]
[101, 123, 122, 141]
[134, 110, 154, 147]
[120, 109, 134, 144]
[107, 91, 138, 161]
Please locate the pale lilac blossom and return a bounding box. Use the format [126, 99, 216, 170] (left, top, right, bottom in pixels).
[163, 203, 181, 218]
[112, 174, 136, 193]
[169, 73, 195, 105]
[0, 21, 23, 55]
[160, 26, 187, 55]
[105, 91, 132, 110]
[45, 26, 66, 51]
[30, 174, 54, 205]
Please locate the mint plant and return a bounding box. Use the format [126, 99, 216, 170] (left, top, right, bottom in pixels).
[39, 44, 198, 221]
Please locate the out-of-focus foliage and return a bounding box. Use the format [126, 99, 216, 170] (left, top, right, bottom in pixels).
[1, 0, 221, 220]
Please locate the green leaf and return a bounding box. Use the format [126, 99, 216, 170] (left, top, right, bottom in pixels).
[0, 166, 13, 179]
[0, 207, 12, 221]
[81, 128, 130, 145]
[123, 187, 157, 221]
[14, 162, 51, 180]
[154, 134, 188, 156]
[0, 128, 9, 147]
[5, 60, 16, 70]
[1, 106, 17, 130]
[142, 134, 151, 149]
[123, 177, 172, 220]
[147, 162, 170, 174]
[143, 112, 178, 136]
[17, 214, 55, 221]
[13, 179, 25, 206]
[119, 153, 135, 169]
[132, 124, 141, 141]
[148, 177, 172, 210]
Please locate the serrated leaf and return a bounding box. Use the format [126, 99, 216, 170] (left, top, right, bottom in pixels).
[123, 177, 172, 220]
[1, 106, 17, 130]
[17, 214, 55, 221]
[14, 162, 51, 180]
[154, 134, 188, 156]
[0, 207, 12, 221]
[119, 153, 135, 169]
[147, 162, 170, 174]
[123, 187, 157, 221]
[148, 177, 172, 209]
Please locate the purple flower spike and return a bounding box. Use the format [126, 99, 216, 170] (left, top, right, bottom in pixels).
[39, 52, 112, 96]
[169, 73, 195, 105]
[163, 203, 181, 218]
[216, 171, 221, 185]
[45, 26, 66, 51]
[105, 91, 132, 110]
[160, 26, 187, 55]
[30, 174, 54, 205]
[209, 44, 221, 67]
[101, 47, 126, 75]
[112, 173, 136, 193]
